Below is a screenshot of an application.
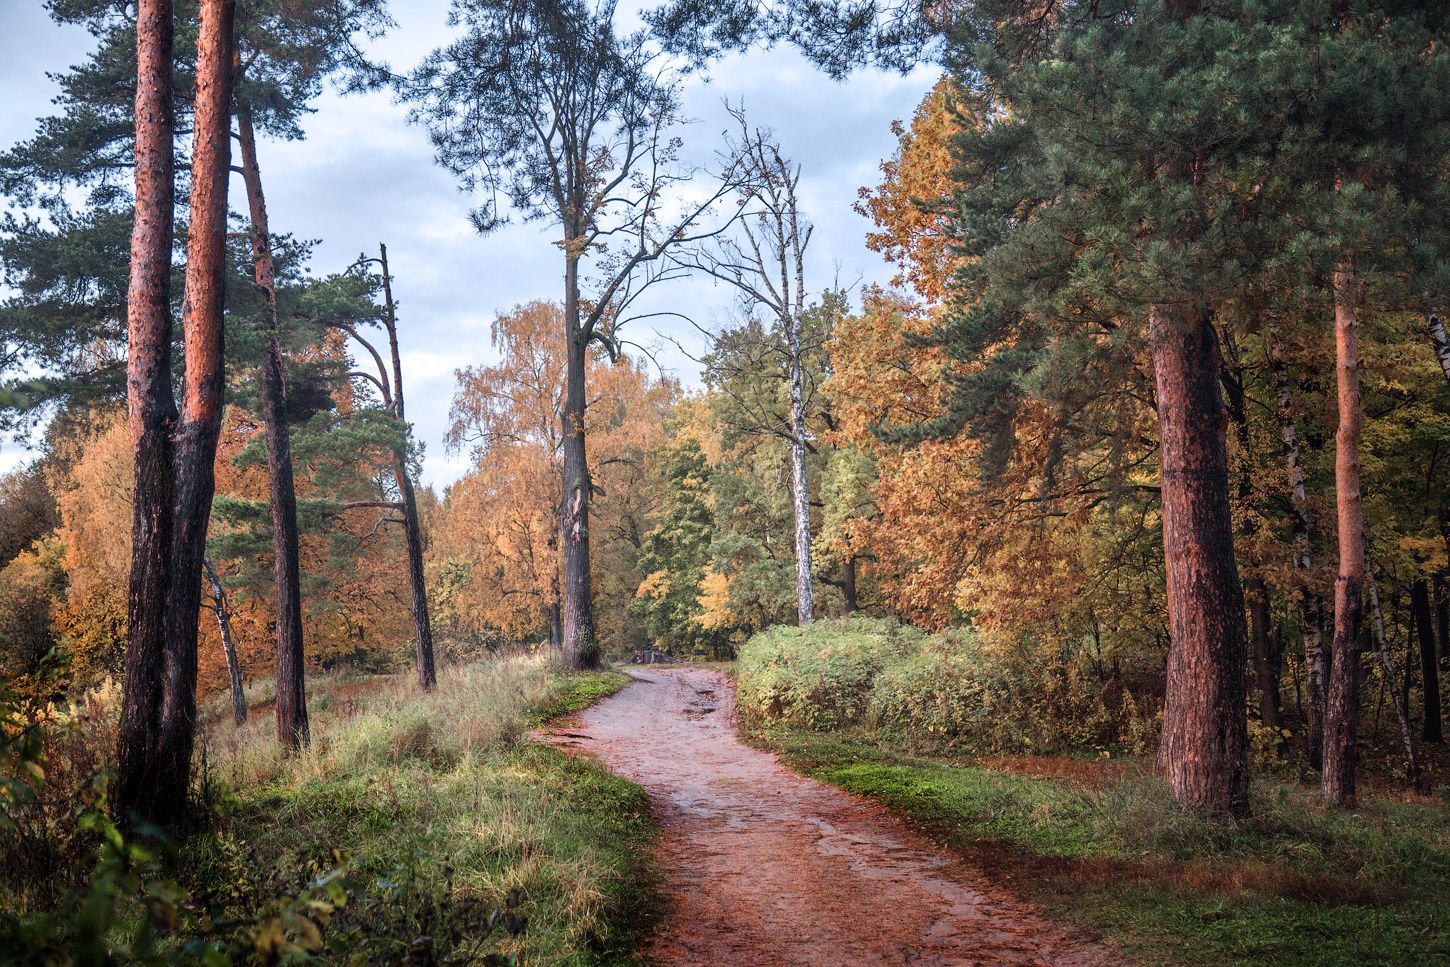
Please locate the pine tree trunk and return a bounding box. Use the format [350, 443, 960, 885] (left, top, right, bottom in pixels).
[203, 558, 246, 727]
[1412, 579, 1443, 743]
[115, 0, 181, 826]
[1149, 304, 1250, 818]
[787, 303, 814, 624]
[1366, 556, 1421, 788]
[235, 106, 308, 749]
[149, 0, 235, 820]
[1324, 264, 1366, 807]
[376, 244, 437, 690]
[560, 247, 599, 669]
[1268, 335, 1329, 768]
[842, 554, 858, 613]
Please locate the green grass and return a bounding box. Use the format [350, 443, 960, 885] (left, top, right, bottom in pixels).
[753, 727, 1450, 966]
[180, 657, 653, 964]
[525, 669, 633, 726]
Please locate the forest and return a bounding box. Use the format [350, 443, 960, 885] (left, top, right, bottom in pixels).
[1, 1, 1448, 964]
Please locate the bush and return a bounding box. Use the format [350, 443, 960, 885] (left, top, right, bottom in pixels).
[737, 617, 1153, 755]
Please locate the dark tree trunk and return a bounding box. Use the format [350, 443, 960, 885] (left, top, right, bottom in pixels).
[115, 0, 235, 825]
[203, 557, 246, 727]
[1249, 581, 1282, 733]
[1324, 265, 1366, 807]
[842, 554, 858, 614]
[262, 343, 308, 747]
[115, 0, 181, 825]
[235, 105, 308, 749]
[560, 248, 599, 669]
[1412, 579, 1443, 743]
[376, 244, 437, 690]
[1435, 571, 1449, 664]
[1268, 335, 1328, 769]
[1149, 304, 1249, 818]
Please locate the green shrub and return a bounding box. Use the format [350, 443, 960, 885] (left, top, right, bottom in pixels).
[737, 618, 1151, 755]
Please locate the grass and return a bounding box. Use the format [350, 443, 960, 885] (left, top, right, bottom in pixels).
[185, 656, 652, 965]
[2, 655, 653, 964]
[752, 727, 1450, 966]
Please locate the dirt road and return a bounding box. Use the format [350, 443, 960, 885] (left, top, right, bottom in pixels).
[544, 666, 1114, 966]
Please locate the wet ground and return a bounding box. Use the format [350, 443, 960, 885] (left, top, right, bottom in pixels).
[543, 666, 1116, 966]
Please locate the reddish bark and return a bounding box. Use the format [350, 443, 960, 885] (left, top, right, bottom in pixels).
[1150, 304, 1249, 818]
[115, 0, 236, 825]
[161, 0, 235, 783]
[115, 0, 180, 825]
[235, 104, 309, 747]
[1324, 265, 1365, 807]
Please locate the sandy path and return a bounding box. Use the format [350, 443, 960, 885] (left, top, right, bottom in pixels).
[544, 666, 1115, 966]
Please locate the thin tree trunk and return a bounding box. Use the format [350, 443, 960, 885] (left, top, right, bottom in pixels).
[235, 105, 308, 749]
[1366, 554, 1422, 788]
[1268, 333, 1329, 768]
[203, 557, 246, 727]
[115, 0, 181, 825]
[787, 301, 814, 624]
[842, 554, 858, 613]
[560, 245, 599, 669]
[1249, 584, 1282, 733]
[375, 244, 437, 689]
[1436, 570, 1450, 664]
[1150, 304, 1250, 818]
[1412, 579, 1443, 743]
[1325, 264, 1366, 807]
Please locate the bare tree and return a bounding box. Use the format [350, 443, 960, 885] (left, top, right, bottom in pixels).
[405, 0, 740, 668]
[673, 108, 817, 623]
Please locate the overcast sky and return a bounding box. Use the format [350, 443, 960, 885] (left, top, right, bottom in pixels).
[0, 1, 935, 489]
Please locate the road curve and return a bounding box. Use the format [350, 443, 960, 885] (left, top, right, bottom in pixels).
[544, 666, 1116, 966]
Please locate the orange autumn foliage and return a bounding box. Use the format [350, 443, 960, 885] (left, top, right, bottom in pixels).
[431, 300, 675, 652]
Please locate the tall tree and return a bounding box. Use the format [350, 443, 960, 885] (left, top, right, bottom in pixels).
[406, 0, 735, 667]
[233, 100, 309, 747]
[334, 245, 437, 689]
[115, 0, 236, 825]
[229, 0, 393, 739]
[676, 111, 817, 624]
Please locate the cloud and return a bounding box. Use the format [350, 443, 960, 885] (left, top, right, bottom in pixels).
[0, 2, 936, 488]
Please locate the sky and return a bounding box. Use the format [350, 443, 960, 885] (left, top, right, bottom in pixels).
[0, 1, 936, 489]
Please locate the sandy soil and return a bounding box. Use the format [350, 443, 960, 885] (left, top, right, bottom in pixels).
[543, 666, 1117, 966]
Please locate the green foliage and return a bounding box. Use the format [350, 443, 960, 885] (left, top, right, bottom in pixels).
[633, 438, 728, 656]
[737, 617, 1153, 755]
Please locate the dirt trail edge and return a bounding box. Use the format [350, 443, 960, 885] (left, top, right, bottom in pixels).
[543, 666, 1116, 966]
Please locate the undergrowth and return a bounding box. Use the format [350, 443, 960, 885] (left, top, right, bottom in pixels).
[2, 654, 651, 964]
[750, 719, 1450, 964]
